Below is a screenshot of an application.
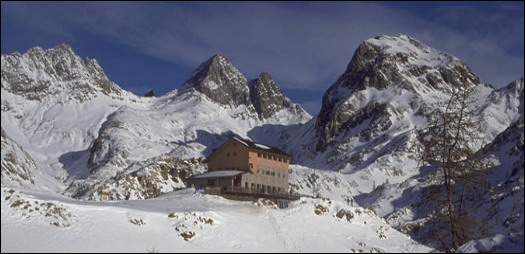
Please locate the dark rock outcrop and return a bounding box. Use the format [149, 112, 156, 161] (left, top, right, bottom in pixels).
[183, 53, 309, 120]
[183, 53, 251, 108]
[249, 72, 305, 119]
[143, 89, 155, 97]
[314, 34, 481, 150]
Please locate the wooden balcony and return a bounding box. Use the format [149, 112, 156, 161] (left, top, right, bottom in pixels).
[209, 186, 301, 201]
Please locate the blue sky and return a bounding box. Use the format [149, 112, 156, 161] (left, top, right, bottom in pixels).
[2, 1, 523, 115]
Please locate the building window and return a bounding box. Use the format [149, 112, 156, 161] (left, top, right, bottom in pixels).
[245, 182, 248, 188]
[227, 152, 230, 157]
[257, 184, 260, 189]
[278, 157, 282, 162]
[263, 154, 266, 159]
[251, 183, 255, 189]
[258, 153, 261, 158]
[250, 163, 253, 169]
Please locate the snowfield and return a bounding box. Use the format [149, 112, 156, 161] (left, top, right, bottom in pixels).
[1, 187, 431, 253]
[1, 35, 523, 253]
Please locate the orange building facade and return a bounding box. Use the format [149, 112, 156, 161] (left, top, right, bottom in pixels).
[205, 137, 290, 193]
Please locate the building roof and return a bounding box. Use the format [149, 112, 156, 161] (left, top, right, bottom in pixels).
[189, 170, 245, 179]
[232, 136, 291, 157]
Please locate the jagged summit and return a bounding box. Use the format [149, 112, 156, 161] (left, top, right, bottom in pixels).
[182, 52, 251, 107]
[182, 53, 310, 121]
[22, 43, 74, 56]
[313, 34, 482, 150]
[1, 44, 124, 101]
[249, 72, 307, 119]
[341, 33, 480, 92]
[252, 72, 273, 84]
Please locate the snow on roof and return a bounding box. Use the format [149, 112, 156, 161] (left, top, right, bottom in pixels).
[190, 170, 245, 179]
[231, 136, 291, 157]
[255, 143, 271, 150]
[232, 136, 249, 147]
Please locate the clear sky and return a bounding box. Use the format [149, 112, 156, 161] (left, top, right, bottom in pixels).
[2, 1, 523, 115]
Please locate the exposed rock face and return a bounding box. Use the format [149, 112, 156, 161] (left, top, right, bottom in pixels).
[183, 53, 251, 108]
[249, 72, 306, 119]
[1, 44, 123, 102]
[1, 128, 37, 186]
[70, 157, 206, 200]
[183, 53, 309, 120]
[315, 34, 481, 151]
[143, 89, 155, 97]
[476, 117, 524, 250]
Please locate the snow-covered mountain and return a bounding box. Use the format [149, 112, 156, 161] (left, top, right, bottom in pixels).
[183, 53, 310, 121]
[1, 44, 144, 193]
[1, 44, 125, 102]
[285, 34, 522, 194]
[283, 35, 523, 252]
[1, 45, 310, 200]
[352, 109, 523, 252]
[1, 35, 523, 252]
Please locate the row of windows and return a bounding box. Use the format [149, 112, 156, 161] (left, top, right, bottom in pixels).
[226, 151, 237, 157]
[258, 169, 286, 178]
[257, 153, 288, 163]
[244, 182, 283, 192]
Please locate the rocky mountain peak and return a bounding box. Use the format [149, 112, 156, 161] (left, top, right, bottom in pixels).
[255, 72, 273, 83]
[183, 54, 309, 121]
[1, 44, 123, 101]
[342, 33, 480, 92]
[183, 52, 251, 107]
[314, 34, 482, 151]
[249, 72, 307, 119]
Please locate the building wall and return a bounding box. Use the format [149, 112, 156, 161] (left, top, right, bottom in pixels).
[189, 177, 234, 189]
[242, 150, 289, 192]
[207, 140, 250, 172]
[206, 138, 290, 193]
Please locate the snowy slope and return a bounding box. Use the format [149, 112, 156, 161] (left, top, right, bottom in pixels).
[1, 45, 310, 200]
[1, 127, 38, 187]
[286, 34, 523, 195]
[1, 36, 522, 252]
[473, 116, 524, 253]
[1, 45, 148, 192]
[349, 88, 524, 251]
[1, 187, 432, 253]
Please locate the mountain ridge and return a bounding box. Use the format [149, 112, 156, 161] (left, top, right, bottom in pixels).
[1, 34, 523, 252]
